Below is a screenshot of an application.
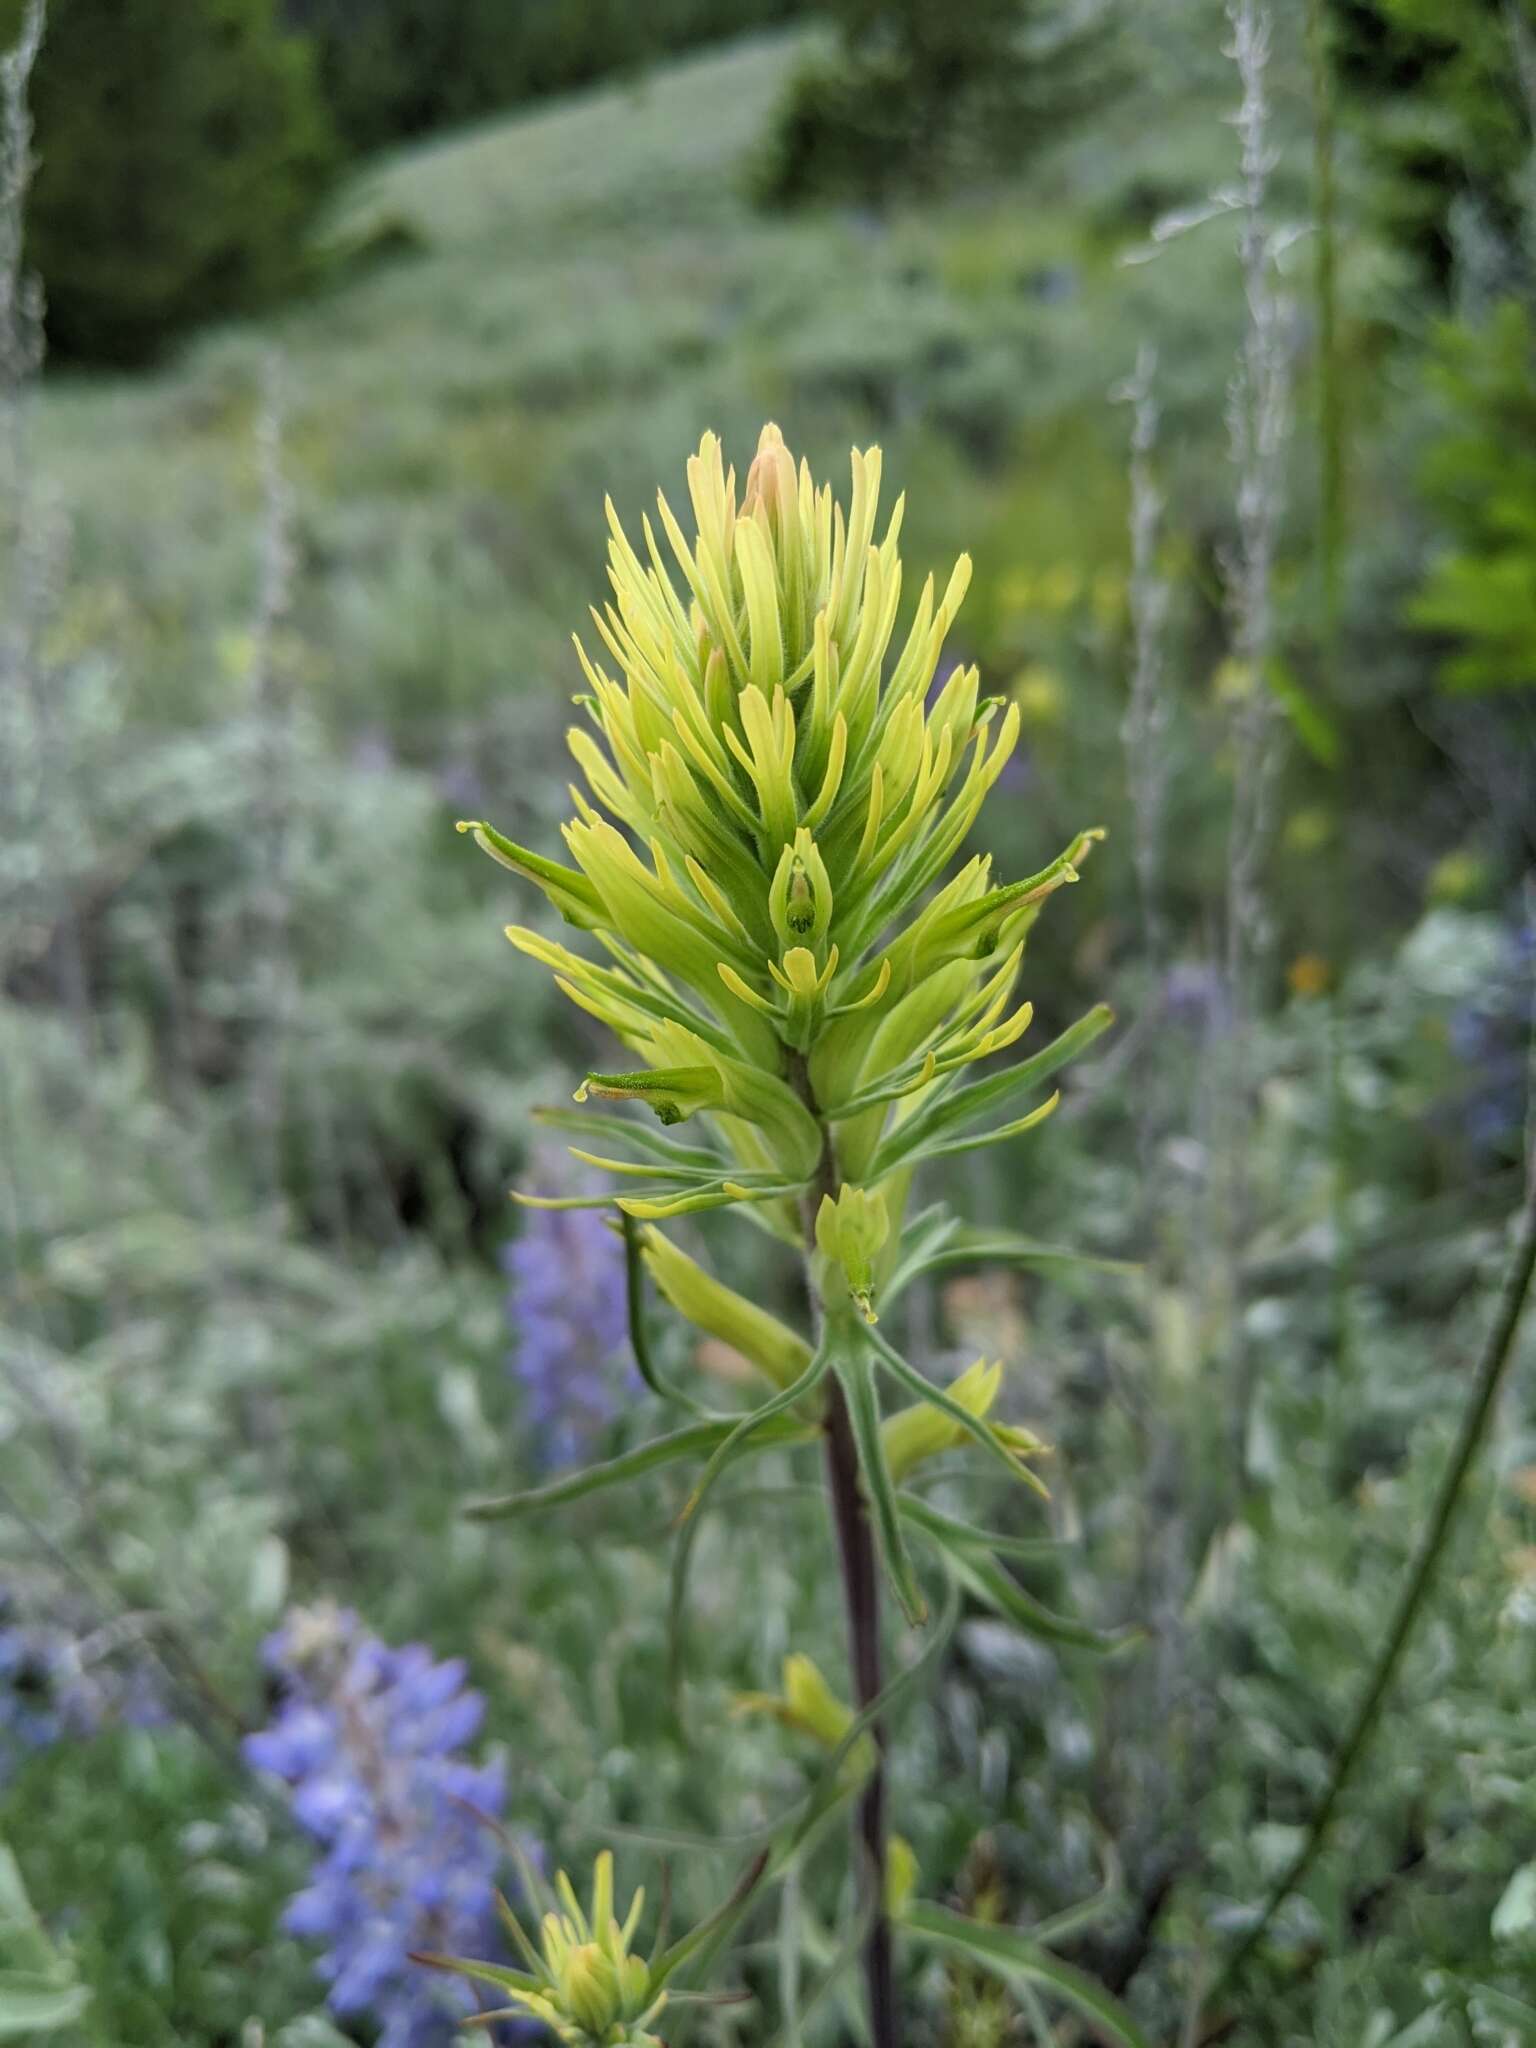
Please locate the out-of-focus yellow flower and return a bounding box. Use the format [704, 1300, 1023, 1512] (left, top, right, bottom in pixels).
[1427, 847, 1489, 905]
[1012, 663, 1065, 729]
[1287, 953, 1331, 999]
[1036, 563, 1081, 612]
[997, 566, 1035, 614]
[734, 1651, 877, 1781]
[1091, 566, 1126, 628]
[1283, 807, 1332, 856]
[1213, 656, 1254, 703]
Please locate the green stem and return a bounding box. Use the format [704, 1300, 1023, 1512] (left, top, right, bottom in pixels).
[823, 1372, 899, 2047]
[788, 1048, 899, 2048]
[1208, 1170, 1536, 2008]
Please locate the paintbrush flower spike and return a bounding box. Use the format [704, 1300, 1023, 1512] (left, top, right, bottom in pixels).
[462, 423, 1134, 2048]
[461, 422, 1109, 1266]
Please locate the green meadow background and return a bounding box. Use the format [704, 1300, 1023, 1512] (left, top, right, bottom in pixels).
[3, 1, 1535, 2042]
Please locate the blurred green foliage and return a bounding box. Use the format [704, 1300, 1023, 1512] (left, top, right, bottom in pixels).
[1, 0, 336, 364]
[753, 0, 1120, 209]
[1331, 0, 1536, 286]
[1411, 302, 1536, 693]
[289, 0, 809, 152]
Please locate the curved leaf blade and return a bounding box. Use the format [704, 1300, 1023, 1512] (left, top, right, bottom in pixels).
[901, 1900, 1154, 2048]
[678, 1342, 833, 1524]
[464, 1415, 810, 1522]
[618, 1208, 714, 1418]
[870, 1005, 1114, 1179]
[834, 1335, 926, 1625]
[868, 1327, 1046, 1502]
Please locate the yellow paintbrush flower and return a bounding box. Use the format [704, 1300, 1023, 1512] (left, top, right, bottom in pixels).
[462, 423, 1107, 1248]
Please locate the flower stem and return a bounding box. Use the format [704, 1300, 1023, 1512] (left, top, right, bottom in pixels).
[823, 1371, 898, 2047]
[787, 1047, 899, 2048]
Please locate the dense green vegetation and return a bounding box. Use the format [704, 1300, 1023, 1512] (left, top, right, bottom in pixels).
[1, 0, 335, 363]
[3, 4, 1535, 2045]
[290, 0, 808, 151]
[753, 0, 1121, 207]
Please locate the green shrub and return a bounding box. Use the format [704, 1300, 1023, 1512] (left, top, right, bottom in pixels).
[754, 0, 1120, 209]
[1331, 0, 1536, 288]
[289, 0, 810, 154]
[5, 0, 336, 364]
[1410, 301, 1536, 692]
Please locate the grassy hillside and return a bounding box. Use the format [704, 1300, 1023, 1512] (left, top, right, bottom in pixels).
[35, 13, 1324, 763]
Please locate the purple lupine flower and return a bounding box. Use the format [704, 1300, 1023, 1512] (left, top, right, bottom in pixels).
[0, 1592, 158, 1778]
[1162, 959, 1232, 1037]
[1448, 914, 1535, 1156]
[503, 1204, 633, 1468]
[0, 1623, 100, 1769]
[245, 1605, 509, 2048]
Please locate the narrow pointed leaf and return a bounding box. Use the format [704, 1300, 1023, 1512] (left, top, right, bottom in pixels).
[903, 1090, 1061, 1166]
[464, 1416, 810, 1522]
[679, 1341, 833, 1524]
[889, 1225, 1138, 1295]
[922, 1525, 1141, 1655]
[410, 1955, 542, 1997]
[619, 1208, 714, 1418]
[896, 1494, 1070, 1564]
[456, 818, 606, 928]
[532, 1107, 728, 1173]
[617, 1174, 805, 1222]
[900, 1901, 1154, 2048]
[834, 1336, 926, 1625]
[649, 1850, 771, 1992]
[868, 1328, 1047, 1500]
[870, 1005, 1114, 1178]
[879, 1203, 964, 1302]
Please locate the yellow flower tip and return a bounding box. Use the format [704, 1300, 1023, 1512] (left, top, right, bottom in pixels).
[572, 1079, 592, 1104]
[886, 1835, 919, 1918]
[1288, 952, 1331, 999]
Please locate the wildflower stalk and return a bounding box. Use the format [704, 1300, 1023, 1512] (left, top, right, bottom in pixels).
[1216, 0, 1292, 1488]
[1116, 342, 1171, 975]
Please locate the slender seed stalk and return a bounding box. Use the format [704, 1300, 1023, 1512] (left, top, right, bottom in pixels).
[1206, 1164, 1536, 2012]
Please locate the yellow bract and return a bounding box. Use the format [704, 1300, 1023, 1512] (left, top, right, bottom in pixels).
[470, 422, 1099, 1251]
[492, 1852, 667, 2048]
[881, 1358, 1050, 1489]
